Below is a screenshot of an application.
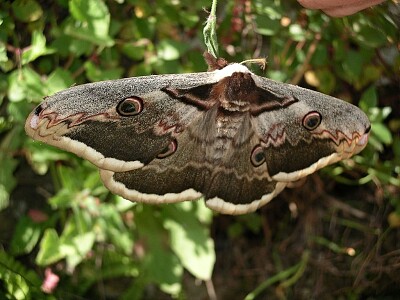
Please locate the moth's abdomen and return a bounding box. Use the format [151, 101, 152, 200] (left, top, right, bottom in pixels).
[196, 108, 255, 166]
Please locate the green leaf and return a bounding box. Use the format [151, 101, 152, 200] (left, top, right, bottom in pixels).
[119, 18, 156, 41]
[52, 32, 93, 57]
[114, 196, 136, 212]
[267, 70, 287, 82]
[55, 217, 96, 271]
[372, 122, 392, 145]
[7, 67, 46, 102]
[97, 249, 139, 279]
[0, 250, 43, 299]
[26, 141, 71, 175]
[99, 205, 133, 255]
[341, 50, 364, 81]
[163, 204, 215, 281]
[0, 185, 9, 210]
[11, 0, 43, 22]
[288, 24, 306, 42]
[253, 1, 282, 36]
[121, 43, 147, 61]
[10, 216, 42, 256]
[393, 136, 400, 160]
[157, 39, 188, 61]
[0, 127, 23, 210]
[67, 232, 96, 270]
[254, 1, 282, 18]
[254, 15, 280, 36]
[57, 164, 92, 192]
[135, 206, 183, 295]
[67, 0, 114, 47]
[152, 59, 181, 75]
[368, 106, 392, 123]
[310, 44, 328, 67]
[36, 229, 64, 265]
[21, 31, 55, 65]
[359, 86, 378, 111]
[83, 170, 102, 190]
[49, 188, 74, 209]
[0, 155, 17, 205]
[0, 42, 8, 63]
[352, 21, 388, 48]
[46, 68, 74, 94]
[180, 11, 200, 28]
[84, 61, 123, 82]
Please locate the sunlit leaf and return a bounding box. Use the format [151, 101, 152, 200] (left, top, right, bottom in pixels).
[36, 229, 64, 265]
[372, 122, 392, 145]
[0, 43, 8, 63]
[135, 206, 183, 295]
[10, 216, 42, 255]
[68, 0, 114, 47]
[163, 204, 215, 281]
[288, 24, 306, 42]
[7, 68, 46, 102]
[0, 185, 9, 211]
[21, 31, 55, 65]
[157, 39, 188, 61]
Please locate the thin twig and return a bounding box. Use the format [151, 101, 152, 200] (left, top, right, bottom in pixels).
[205, 279, 218, 300]
[290, 33, 321, 85]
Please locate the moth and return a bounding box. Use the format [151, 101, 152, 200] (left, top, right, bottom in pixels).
[25, 54, 370, 215]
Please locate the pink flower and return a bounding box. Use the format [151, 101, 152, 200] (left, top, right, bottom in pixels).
[41, 268, 59, 294]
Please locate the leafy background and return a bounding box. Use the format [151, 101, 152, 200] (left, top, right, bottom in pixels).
[0, 0, 399, 299]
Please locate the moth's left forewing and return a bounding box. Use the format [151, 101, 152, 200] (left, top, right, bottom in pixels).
[251, 74, 370, 182]
[25, 71, 221, 172]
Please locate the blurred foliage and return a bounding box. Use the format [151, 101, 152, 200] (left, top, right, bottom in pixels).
[0, 0, 399, 299]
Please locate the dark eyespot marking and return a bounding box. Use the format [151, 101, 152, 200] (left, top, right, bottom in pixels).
[157, 140, 177, 159]
[251, 145, 266, 167]
[34, 104, 44, 116]
[117, 97, 143, 116]
[365, 125, 371, 134]
[303, 111, 322, 131]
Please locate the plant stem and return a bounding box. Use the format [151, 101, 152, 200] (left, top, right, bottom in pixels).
[244, 250, 310, 300]
[203, 0, 219, 58]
